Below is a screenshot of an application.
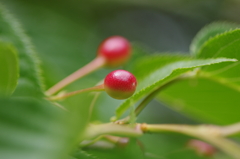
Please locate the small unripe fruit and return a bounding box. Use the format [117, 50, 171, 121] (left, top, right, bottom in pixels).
[104, 70, 137, 99]
[97, 36, 131, 67]
[187, 139, 216, 157]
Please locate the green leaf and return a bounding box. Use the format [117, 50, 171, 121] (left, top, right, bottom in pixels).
[196, 29, 240, 86]
[0, 97, 74, 159]
[190, 22, 239, 55]
[158, 78, 240, 125]
[115, 57, 236, 119]
[0, 4, 94, 159]
[0, 4, 44, 97]
[156, 29, 240, 125]
[0, 42, 18, 96]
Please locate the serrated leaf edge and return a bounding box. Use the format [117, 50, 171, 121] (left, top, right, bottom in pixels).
[196, 29, 240, 58]
[190, 21, 240, 55]
[0, 3, 45, 92]
[115, 58, 237, 119]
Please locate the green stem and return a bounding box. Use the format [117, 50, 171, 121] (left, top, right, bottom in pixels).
[141, 124, 201, 135]
[82, 123, 142, 140]
[79, 136, 104, 148]
[141, 123, 240, 138]
[220, 122, 240, 136]
[81, 122, 240, 158]
[46, 56, 106, 96]
[87, 92, 101, 122]
[47, 84, 104, 101]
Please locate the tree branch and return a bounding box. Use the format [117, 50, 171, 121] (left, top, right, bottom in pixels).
[141, 123, 240, 158]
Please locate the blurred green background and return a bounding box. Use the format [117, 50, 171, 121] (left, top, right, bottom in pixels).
[2, 0, 240, 158]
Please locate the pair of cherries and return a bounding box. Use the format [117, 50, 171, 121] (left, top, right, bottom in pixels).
[46, 36, 137, 100]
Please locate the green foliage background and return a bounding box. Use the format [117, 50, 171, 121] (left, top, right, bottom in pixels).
[1, 0, 240, 159]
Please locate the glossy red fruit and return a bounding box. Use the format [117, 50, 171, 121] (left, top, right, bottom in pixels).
[97, 36, 131, 67]
[104, 70, 137, 99]
[187, 139, 216, 157]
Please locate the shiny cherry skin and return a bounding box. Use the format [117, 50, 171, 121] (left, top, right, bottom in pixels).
[104, 70, 137, 99]
[97, 36, 131, 67]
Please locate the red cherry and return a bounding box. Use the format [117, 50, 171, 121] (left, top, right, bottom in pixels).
[97, 36, 131, 67]
[187, 139, 216, 157]
[104, 70, 137, 99]
[46, 36, 131, 96]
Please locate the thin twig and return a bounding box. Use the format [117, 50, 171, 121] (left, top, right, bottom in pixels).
[47, 84, 104, 101]
[82, 123, 142, 140]
[220, 122, 240, 136]
[87, 92, 101, 122]
[82, 122, 240, 158]
[52, 102, 68, 111]
[46, 56, 105, 96]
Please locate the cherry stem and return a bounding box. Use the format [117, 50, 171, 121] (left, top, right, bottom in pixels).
[46, 56, 106, 96]
[48, 84, 105, 101]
